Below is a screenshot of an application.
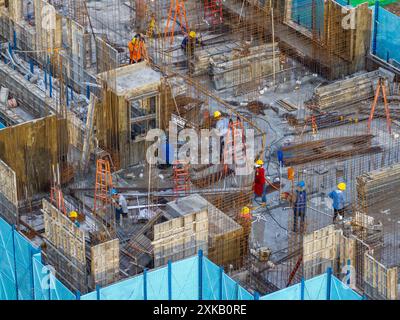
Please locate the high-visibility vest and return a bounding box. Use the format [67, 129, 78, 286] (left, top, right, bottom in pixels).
[128, 39, 141, 61]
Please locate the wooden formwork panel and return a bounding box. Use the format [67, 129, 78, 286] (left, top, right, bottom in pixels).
[153, 210, 209, 267]
[208, 228, 243, 269]
[0, 159, 18, 207]
[364, 253, 398, 300]
[0, 115, 68, 201]
[42, 199, 86, 265]
[91, 238, 120, 287]
[303, 225, 339, 279]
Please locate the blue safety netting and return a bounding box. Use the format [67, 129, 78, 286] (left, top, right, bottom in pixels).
[81, 254, 254, 300]
[372, 4, 400, 66]
[0, 217, 75, 300]
[261, 273, 363, 300]
[291, 0, 325, 37]
[1, 216, 363, 300]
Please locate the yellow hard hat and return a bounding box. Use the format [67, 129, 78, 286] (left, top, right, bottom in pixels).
[69, 211, 78, 219]
[337, 182, 346, 191]
[214, 111, 222, 119]
[240, 207, 251, 219]
[256, 159, 264, 166]
[189, 31, 196, 38]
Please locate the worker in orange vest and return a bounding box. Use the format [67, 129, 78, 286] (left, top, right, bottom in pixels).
[254, 159, 267, 205]
[128, 34, 146, 64]
[240, 206, 252, 220]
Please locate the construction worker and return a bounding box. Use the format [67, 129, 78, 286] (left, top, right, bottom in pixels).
[69, 211, 80, 228]
[329, 182, 346, 223]
[240, 206, 252, 220]
[293, 181, 307, 232]
[214, 111, 229, 162]
[111, 189, 129, 226]
[254, 159, 267, 205]
[181, 31, 201, 58]
[128, 34, 146, 64]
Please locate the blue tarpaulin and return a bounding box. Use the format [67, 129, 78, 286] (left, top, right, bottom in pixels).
[1, 216, 363, 300]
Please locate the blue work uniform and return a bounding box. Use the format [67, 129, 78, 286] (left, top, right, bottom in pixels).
[293, 189, 307, 232]
[328, 189, 346, 222]
[328, 189, 345, 210]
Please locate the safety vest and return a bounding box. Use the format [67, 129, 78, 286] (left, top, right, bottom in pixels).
[128, 39, 142, 62]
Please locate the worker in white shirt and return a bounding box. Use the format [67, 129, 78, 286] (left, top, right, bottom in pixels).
[111, 189, 129, 226]
[214, 111, 229, 162]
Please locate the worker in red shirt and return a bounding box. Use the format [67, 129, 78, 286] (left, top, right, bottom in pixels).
[254, 159, 267, 205]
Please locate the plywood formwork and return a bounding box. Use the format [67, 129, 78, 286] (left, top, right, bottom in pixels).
[42, 199, 87, 292]
[0, 115, 68, 201]
[206, 201, 244, 270]
[309, 69, 387, 110]
[303, 225, 356, 280]
[210, 43, 281, 91]
[0, 158, 18, 225]
[303, 225, 338, 279]
[357, 163, 400, 212]
[42, 199, 86, 265]
[34, 0, 63, 64]
[281, 0, 372, 79]
[96, 62, 162, 169]
[364, 252, 398, 300]
[153, 207, 209, 268]
[91, 238, 120, 287]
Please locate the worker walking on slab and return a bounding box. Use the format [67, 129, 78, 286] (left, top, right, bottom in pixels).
[293, 181, 307, 232]
[128, 34, 147, 64]
[112, 189, 129, 226]
[329, 182, 346, 223]
[254, 160, 267, 205]
[214, 111, 229, 162]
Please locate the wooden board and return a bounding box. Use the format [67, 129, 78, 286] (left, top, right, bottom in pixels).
[303, 225, 338, 279]
[91, 238, 120, 287]
[42, 199, 86, 265]
[364, 252, 398, 300]
[0, 115, 68, 201]
[0, 158, 18, 207]
[153, 210, 209, 267]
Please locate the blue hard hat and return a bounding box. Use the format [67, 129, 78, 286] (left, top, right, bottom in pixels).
[110, 188, 118, 195]
[297, 181, 305, 188]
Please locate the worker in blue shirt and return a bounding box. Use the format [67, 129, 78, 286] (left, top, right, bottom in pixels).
[293, 181, 307, 232]
[329, 182, 346, 223]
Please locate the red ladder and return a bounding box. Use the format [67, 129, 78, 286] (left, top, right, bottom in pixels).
[165, 0, 189, 45]
[204, 0, 223, 25]
[94, 159, 113, 213]
[50, 164, 66, 215]
[173, 160, 191, 199]
[50, 186, 66, 215]
[287, 256, 303, 287]
[368, 77, 392, 134]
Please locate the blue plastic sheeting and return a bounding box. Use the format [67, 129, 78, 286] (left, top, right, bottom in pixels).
[0, 217, 75, 300]
[32, 254, 75, 300]
[372, 5, 400, 65]
[1, 216, 363, 300]
[0, 217, 40, 300]
[81, 254, 255, 301]
[291, 0, 325, 37]
[0, 122, 5, 129]
[261, 273, 363, 300]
